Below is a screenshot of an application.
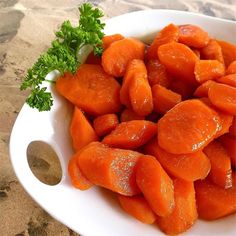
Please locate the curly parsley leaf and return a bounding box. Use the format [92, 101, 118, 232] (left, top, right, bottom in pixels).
[20, 3, 105, 111]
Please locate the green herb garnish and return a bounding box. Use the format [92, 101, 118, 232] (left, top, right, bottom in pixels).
[20, 3, 105, 111]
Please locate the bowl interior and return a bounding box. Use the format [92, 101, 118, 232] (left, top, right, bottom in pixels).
[10, 10, 236, 236]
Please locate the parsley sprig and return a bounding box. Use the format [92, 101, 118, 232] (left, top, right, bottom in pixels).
[20, 3, 105, 111]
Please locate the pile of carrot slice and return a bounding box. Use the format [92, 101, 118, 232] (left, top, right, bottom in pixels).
[56, 24, 236, 235]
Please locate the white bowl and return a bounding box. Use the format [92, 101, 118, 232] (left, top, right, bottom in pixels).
[10, 9, 236, 236]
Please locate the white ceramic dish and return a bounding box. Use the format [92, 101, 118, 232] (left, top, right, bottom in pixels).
[10, 9, 236, 236]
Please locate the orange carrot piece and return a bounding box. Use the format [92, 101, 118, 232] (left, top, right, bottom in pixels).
[120, 108, 144, 122]
[102, 120, 156, 149]
[192, 49, 201, 58]
[229, 117, 236, 136]
[195, 177, 236, 220]
[146, 59, 172, 87]
[118, 195, 156, 224]
[194, 60, 225, 83]
[156, 179, 197, 235]
[219, 134, 236, 167]
[216, 74, 236, 87]
[68, 152, 93, 190]
[123, 59, 153, 116]
[203, 140, 232, 189]
[102, 38, 145, 77]
[144, 138, 211, 181]
[56, 65, 121, 116]
[217, 40, 236, 67]
[200, 39, 224, 64]
[178, 24, 210, 48]
[93, 114, 119, 137]
[226, 60, 236, 74]
[194, 80, 217, 97]
[152, 84, 182, 114]
[78, 142, 142, 196]
[120, 59, 148, 108]
[146, 24, 179, 60]
[158, 99, 221, 154]
[70, 107, 98, 151]
[102, 34, 124, 50]
[208, 82, 236, 115]
[136, 156, 175, 217]
[170, 79, 195, 100]
[158, 42, 199, 85]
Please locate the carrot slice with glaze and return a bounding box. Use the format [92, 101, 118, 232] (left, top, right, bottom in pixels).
[93, 114, 119, 137]
[226, 61, 236, 74]
[152, 84, 182, 114]
[156, 179, 198, 235]
[194, 80, 217, 97]
[146, 59, 172, 87]
[178, 24, 210, 48]
[216, 74, 236, 87]
[194, 60, 225, 83]
[144, 138, 211, 181]
[56, 65, 121, 116]
[102, 34, 124, 50]
[203, 140, 232, 189]
[70, 107, 98, 151]
[78, 142, 142, 196]
[208, 82, 236, 115]
[120, 108, 144, 122]
[102, 38, 145, 77]
[217, 40, 236, 67]
[200, 39, 224, 64]
[136, 156, 175, 217]
[118, 195, 156, 224]
[158, 42, 199, 85]
[158, 99, 221, 154]
[102, 120, 156, 149]
[195, 176, 236, 220]
[146, 23, 179, 60]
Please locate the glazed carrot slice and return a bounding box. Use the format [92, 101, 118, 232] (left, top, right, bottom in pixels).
[152, 84, 182, 114]
[226, 61, 236, 74]
[121, 59, 153, 116]
[158, 42, 199, 85]
[169, 79, 195, 99]
[200, 39, 224, 64]
[120, 59, 148, 108]
[136, 156, 175, 217]
[70, 107, 98, 151]
[68, 152, 93, 190]
[118, 195, 156, 224]
[102, 34, 124, 49]
[93, 114, 119, 137]
[194, 80, 217, 97]
[194, 60, 225, 83]
[56, 65, 121, 116]
[217, 40, 236, 67]
[192, 49, 201, 58]
[199, 97, 233, 138]
[219, 134, 236, 167]
[78, 142, 142, 196]
[156, 179, 197, 235]
[146, 59, 172, 87]
[102, 38, 145, 77]
[203, 140, 232, 189]
[146, 24, 179, 60]
[195, 177, 236, 220]
[178, 24, 210, 48]
[144, 138, 211, 181]
[120, 108, 144, 122]
[158, 99, 220, 154]
[208, 82, 236, 115]
[216, 74, 236, 87]
[229, 117, 236, 136]
[102, 120, 156, 149]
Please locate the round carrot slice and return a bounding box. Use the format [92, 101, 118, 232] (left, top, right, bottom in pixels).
[208, 82, 236, 115]
[102, 38, 145, 77]
[226, 61, 236, 74]
[158, 99, 221, 154]
[216, 74, 236, 87]
[158, 42, 199, 85]
[178, 24, 210, 48]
